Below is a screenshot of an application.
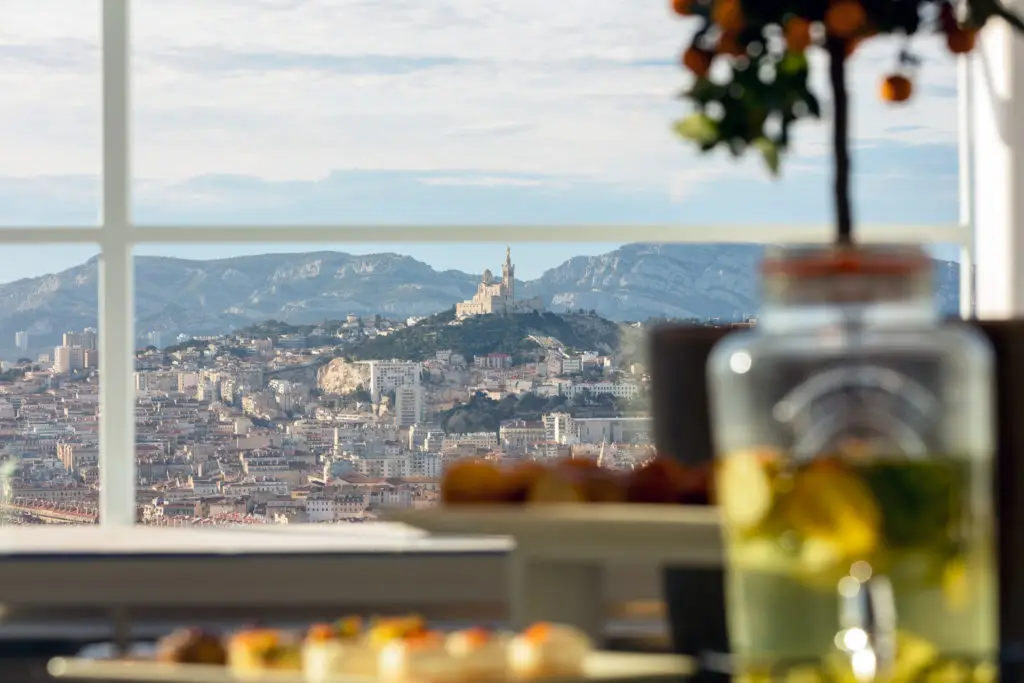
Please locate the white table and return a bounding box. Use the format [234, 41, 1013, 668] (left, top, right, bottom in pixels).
[0, 513, 724, 644]
[385, 505, 725, 640]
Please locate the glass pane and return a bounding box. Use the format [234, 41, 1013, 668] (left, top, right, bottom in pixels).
[130, 1, 956, 227]
[0, 245, 100, 525]
[130, 241, 962, 525]
[0, 0, 100, 226]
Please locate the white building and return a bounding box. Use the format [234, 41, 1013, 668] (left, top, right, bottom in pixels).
[441, 432, 498, 452]
[394, 385, 424, 427]
[499, 420, 547, 451]
[358, 360, 421, 401]
[564, 381, 640, 400]
[305, 493, 367, 522]
[63, 329, 97, 350]
[53, 345, 86, 374]
[134, 370, 178, 393]
[542, 412, 579, 445]
[573, 417, 654, 445]
[407, 452, 442, 478]
[355, 455, 408, 478]
[14, 331, 28, 353]
[369, 487, 413, 509]
[177, 372, 199, 393]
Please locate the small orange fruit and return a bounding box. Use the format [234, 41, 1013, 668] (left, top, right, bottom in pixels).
[712, 0, 744, 34]
[825, 0, 867, 38]
[946, 27, 977, 54]
[671, 0, 695, 15]
[784, 17, 813, 53]
[880, 74, 913, 103]
[682, 46, 714, 77]
[718, 33, 747, 57]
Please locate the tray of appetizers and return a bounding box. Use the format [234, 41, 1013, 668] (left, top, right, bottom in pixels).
[47, 617, 695, 683]
[383, 456, 722, 564]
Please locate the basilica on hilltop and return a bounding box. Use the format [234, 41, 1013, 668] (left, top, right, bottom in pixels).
[455, 247, 545, 320]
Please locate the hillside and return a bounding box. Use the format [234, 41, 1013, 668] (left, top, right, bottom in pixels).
[520, 243, 961, 321]
[0, 244, 961, 357]
[348, 310, 625, 362]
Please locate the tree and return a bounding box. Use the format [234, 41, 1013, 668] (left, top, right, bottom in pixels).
[672, 0, 1024, 243]
[498, 394, 520, 414]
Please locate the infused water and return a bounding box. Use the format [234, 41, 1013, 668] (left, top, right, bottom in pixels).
[717, 452, 996, 683]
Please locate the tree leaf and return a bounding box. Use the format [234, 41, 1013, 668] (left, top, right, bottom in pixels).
[754, 137, 781, 175]
[804, 91, 822, 118]
[686, 77, 724, 105]
[674, 113, 719, 146]
[778, 51, 809, 76]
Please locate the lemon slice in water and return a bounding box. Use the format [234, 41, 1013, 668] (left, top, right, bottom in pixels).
[716, 449, 778, 532]
[942, 557, 969, 613]
[785, 463, 880, 564]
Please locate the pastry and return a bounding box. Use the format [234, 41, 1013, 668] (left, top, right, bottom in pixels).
[302, 617, 377, 681]
[154, 627, 227, 665]
[227, 628, 302, 678]
[502, 461, 548, 502]
[526, 468, 586, 503]
[366, 615, 428, 648]
[441, 459, 509, 504]
[558, 460, 626, 503]
[379, 631, 462, 683]
[507, 623, 592, 679]
[445, 627, 508, 681]
[625, 455, 694, 504]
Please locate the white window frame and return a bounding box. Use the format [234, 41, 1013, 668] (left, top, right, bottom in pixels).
[0, 0, 973, 528]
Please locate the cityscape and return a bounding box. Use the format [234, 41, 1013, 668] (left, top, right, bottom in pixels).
[0, 248, 756, 527]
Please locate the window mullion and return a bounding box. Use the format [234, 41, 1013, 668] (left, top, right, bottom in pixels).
[99, 0, 135, 527]
[958, 54, 976, 320]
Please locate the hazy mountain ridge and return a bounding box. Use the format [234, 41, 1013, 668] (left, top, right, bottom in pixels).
[0, 245, 960, 354]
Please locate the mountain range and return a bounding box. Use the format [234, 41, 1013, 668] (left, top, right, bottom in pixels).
[0, 244, 960, 356]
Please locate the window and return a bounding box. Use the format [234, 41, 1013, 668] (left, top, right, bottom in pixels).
[0, 0, 101, 227]
[0, 1, 968, 530]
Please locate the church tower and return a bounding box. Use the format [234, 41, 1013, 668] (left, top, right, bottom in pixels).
[502, 246, 514, 302]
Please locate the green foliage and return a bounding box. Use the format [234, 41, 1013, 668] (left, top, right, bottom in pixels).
[163, 339, 209, 355]
[438, 390, 647, 435]
[441, 391, 571, 434]
[676, 49, 817, 174]
[350, 311, 622, 362]
[237, 320, 308, 338]
[0, 368, 25, 383]
[673, 0, 1024, 175]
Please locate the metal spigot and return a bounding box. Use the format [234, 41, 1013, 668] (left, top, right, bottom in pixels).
[838, 568, 898, 682]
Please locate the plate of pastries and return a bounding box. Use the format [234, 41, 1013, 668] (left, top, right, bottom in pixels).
[440, 454, 712, 506]
[48, 616, 693, 683]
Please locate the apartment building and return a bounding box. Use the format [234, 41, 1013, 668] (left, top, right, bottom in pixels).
[394, 385, 424, 427]
[499, 419, 547, 451]
[358, 360, 421, 400]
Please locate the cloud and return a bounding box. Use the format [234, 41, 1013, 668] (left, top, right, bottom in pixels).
[447, 121, 534, 137]
[0, 39, 95, 71]
[0, 0, 958, 218]
[417, 176, 551, 188]
[0, 147, 956, 230]
[150, 47, 474, 75]
[921, 84, 959, 98]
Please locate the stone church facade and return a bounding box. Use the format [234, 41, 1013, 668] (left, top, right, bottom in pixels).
[455, 247, 544, 319]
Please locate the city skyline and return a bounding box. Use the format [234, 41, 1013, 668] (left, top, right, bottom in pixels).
[0, 0, 961, 281]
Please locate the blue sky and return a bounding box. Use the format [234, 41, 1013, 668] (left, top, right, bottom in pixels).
[0, 0, 961, 282]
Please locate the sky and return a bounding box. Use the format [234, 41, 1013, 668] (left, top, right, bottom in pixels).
[0, 0, 961, 282]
